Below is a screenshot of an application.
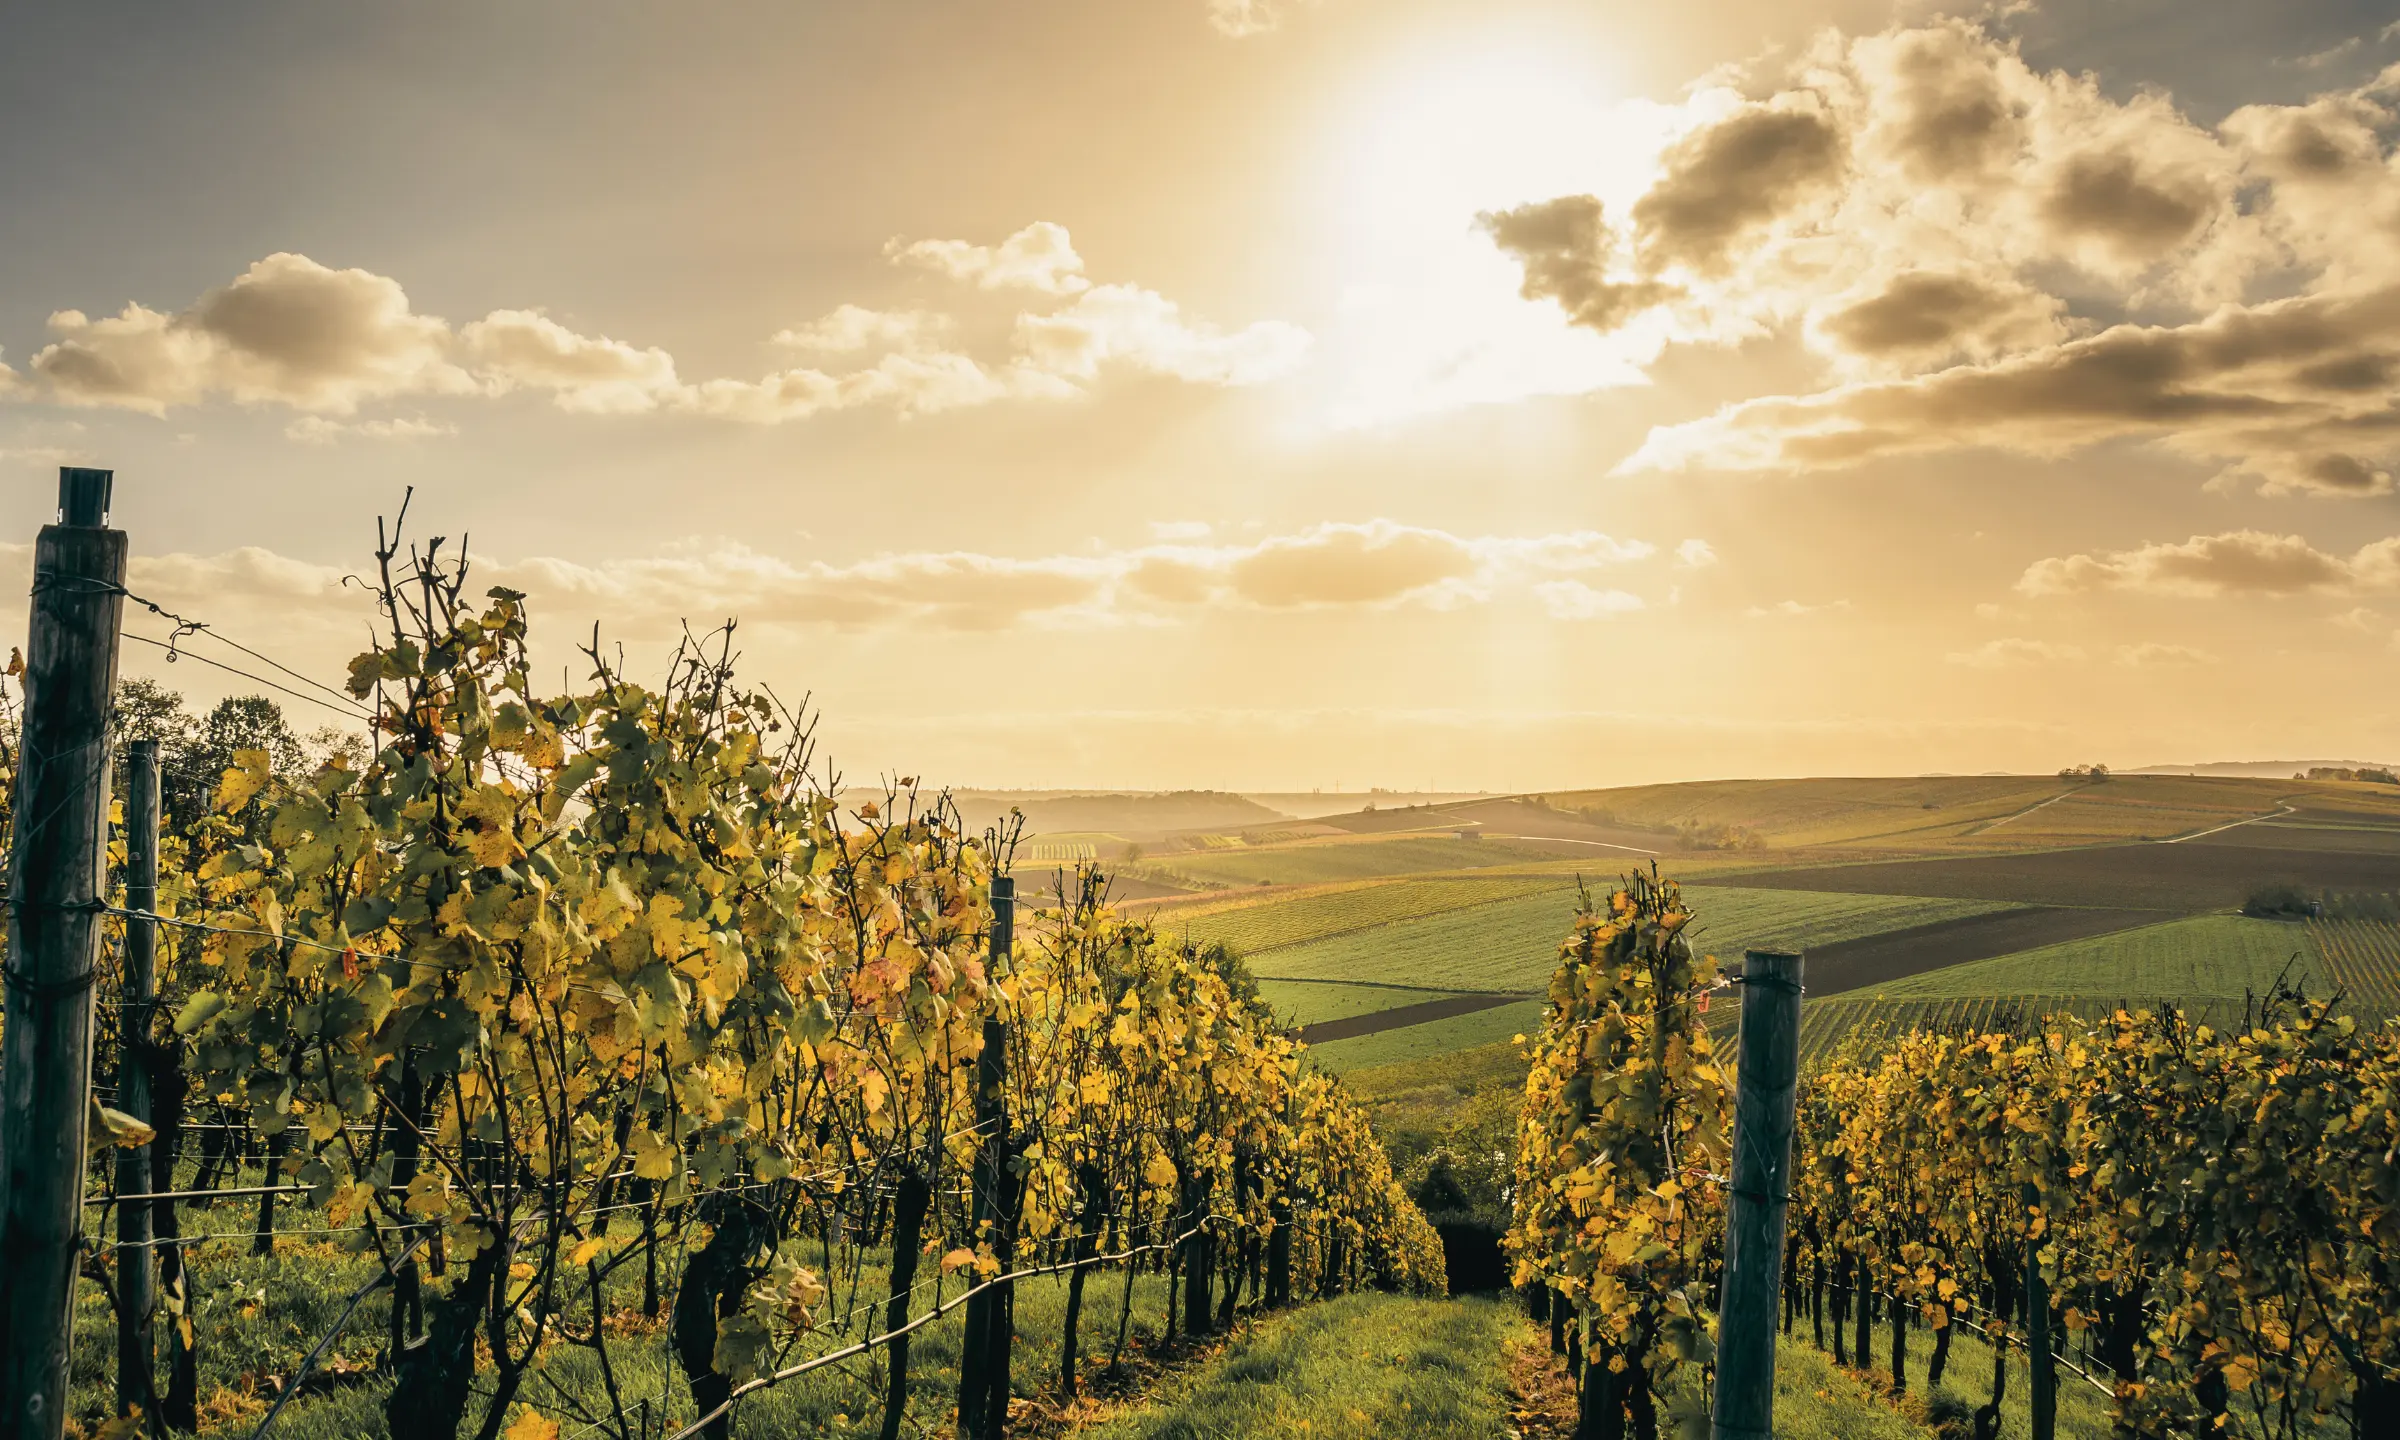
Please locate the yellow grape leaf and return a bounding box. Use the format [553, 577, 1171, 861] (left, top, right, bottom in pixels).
[630, 1127, 677, 1182]
[214, 749, 272, 814]
[859, 1069, 890, 1115]
[502, 1408, 561, 1440]
[570, 1236, 611, 1267]
[88, 1098, 156, 1149]
[939, 1247, 977, 1274]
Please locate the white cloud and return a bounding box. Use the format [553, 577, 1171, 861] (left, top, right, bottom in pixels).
[1747, 598, 1851, 617]
[6, 227, 1309, 427]
[1478, 20, 2400, 494]
[1207, 0, 1307, 38]
[889, 221, 1091, 295]
[30, 253, 470, 416]
[1675, 538, 1719, 568]
[1947, 637, 2085, 667]
[81, 520, 1664, 640]
[2017, 530, 2390, 597]
[770, 305, 952, 354]
[2115, 642, 2217, 666]
[1537, 580, 1646, 619]
[458, 309, 685, 414]
[285, 415, 455, 445]
[1015, 284, 1313, 386]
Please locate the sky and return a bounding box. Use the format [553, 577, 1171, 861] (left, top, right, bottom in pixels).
[3, 0, 2398, 791]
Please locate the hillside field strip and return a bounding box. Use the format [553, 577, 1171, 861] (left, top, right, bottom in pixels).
[2306, 918, 2400, 1016]
[1254, 884, 2019, 993]
[1770, 913, 2400, 1067]
[1157, 873, 1576, 954]
[1136, 834, 1573, 889]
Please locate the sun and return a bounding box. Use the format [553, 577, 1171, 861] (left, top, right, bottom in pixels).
[1298, 32, 1683, 427]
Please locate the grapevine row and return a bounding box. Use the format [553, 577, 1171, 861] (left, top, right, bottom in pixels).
[35, 516, 1443, 1440]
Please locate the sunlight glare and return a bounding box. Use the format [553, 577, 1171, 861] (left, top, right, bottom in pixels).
[1311, 38, 1681, 429]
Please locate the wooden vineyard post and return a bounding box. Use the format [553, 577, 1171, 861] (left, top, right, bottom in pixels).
[1711, 949, 1804, 1440]
[116, 739, 163, 1418]
[2026, 1182, 2056, 1440]
[958, 875, 1016, 1439]
[0, 467, 128, 1440]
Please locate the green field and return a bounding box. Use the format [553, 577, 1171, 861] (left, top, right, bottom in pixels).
[1258, 978, 1471, 1027]
[1874, 914, 2323, 1002]
[1254, 885, 2017, 994]
[1141, 835, 1570, 889]
[1165, 874, 1575, 955]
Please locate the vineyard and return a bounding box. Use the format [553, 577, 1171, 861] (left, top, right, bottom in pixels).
[0, 489, 1443, 1440]
[1509, 874, 2400, 1439]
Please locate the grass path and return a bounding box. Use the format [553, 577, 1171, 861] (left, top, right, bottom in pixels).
[1082, 1292, 1947, 1439]
[1079, 1293, 1517, 1440]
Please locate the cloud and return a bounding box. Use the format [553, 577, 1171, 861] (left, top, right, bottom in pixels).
[1675, 538, 1719, 568]
[1206, 0, 1305, 37]
[91, 520, 1662, 643]
[1475, 196, 1679, 334]
[1947, 637, 2084, 667]
[30, 253, 469, 415]
[2017, 530, 2369, 597]
[1630, 95, 1848, 274]
[1480, 19, 2400, 491]
[2115, 642, 2217, 666]
[1620, 284, 2400, 495]
[285, 415, 455, 445]
[684, 352, 1072, 424]
[771, 306, 951, 354]
[889, 221, 1090, 296]
[7, 225, 1307, 427]
[1537, 580, 1646, 619]
[1747, 598, 1851, 617]
[1811, 269, 2068, 365]
[458, 310, 685, 414]
[1014, 284, 1312, 386]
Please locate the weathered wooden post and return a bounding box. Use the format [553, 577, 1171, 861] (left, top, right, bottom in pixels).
[0, 467, 128, 1440]
[957, 874, 1015, 1438]
[1711, 949, 1804, 1440]
[2026, 1182, 2055, 1440]
[116, 738, 162, 1417]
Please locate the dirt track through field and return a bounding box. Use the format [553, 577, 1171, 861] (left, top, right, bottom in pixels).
[1297, 992, 1527, 1043]
[1801, 906, 2170, 996]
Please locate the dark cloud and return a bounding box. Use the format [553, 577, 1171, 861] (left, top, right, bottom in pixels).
[2018, 530, 2357, 596]
[2039, 151, 2216, 259]
[1872, 23, 2024, 181]
[1624, 283, 2400, 494]
[1817, 271, 2063, 358]
[1632, 100, 1848, 272]
[1476, 195, 1679, 333]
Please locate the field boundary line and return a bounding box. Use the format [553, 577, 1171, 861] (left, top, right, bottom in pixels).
[2160, 803, 2298, 844]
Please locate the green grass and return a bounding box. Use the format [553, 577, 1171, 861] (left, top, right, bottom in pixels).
[1257, 978, 1470, 1027]
[1084, 1293, 1518, 1440]
[1254, 886, 2015, 995]
[1874, 914, 2324, 1001]
[67, 1172, 1182, 1439]
[1166, 875, 1575, 956]
[1307, 1001, 1545, 1073]
[1776, 1314, 2119, 1440]
[1143, 836, 1569, 889]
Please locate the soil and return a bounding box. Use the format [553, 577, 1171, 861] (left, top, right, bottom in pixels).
[1801, 906, 2170, 996]
[1722, 840, 2400, 914]
[1297, 992, 1526, 1044]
